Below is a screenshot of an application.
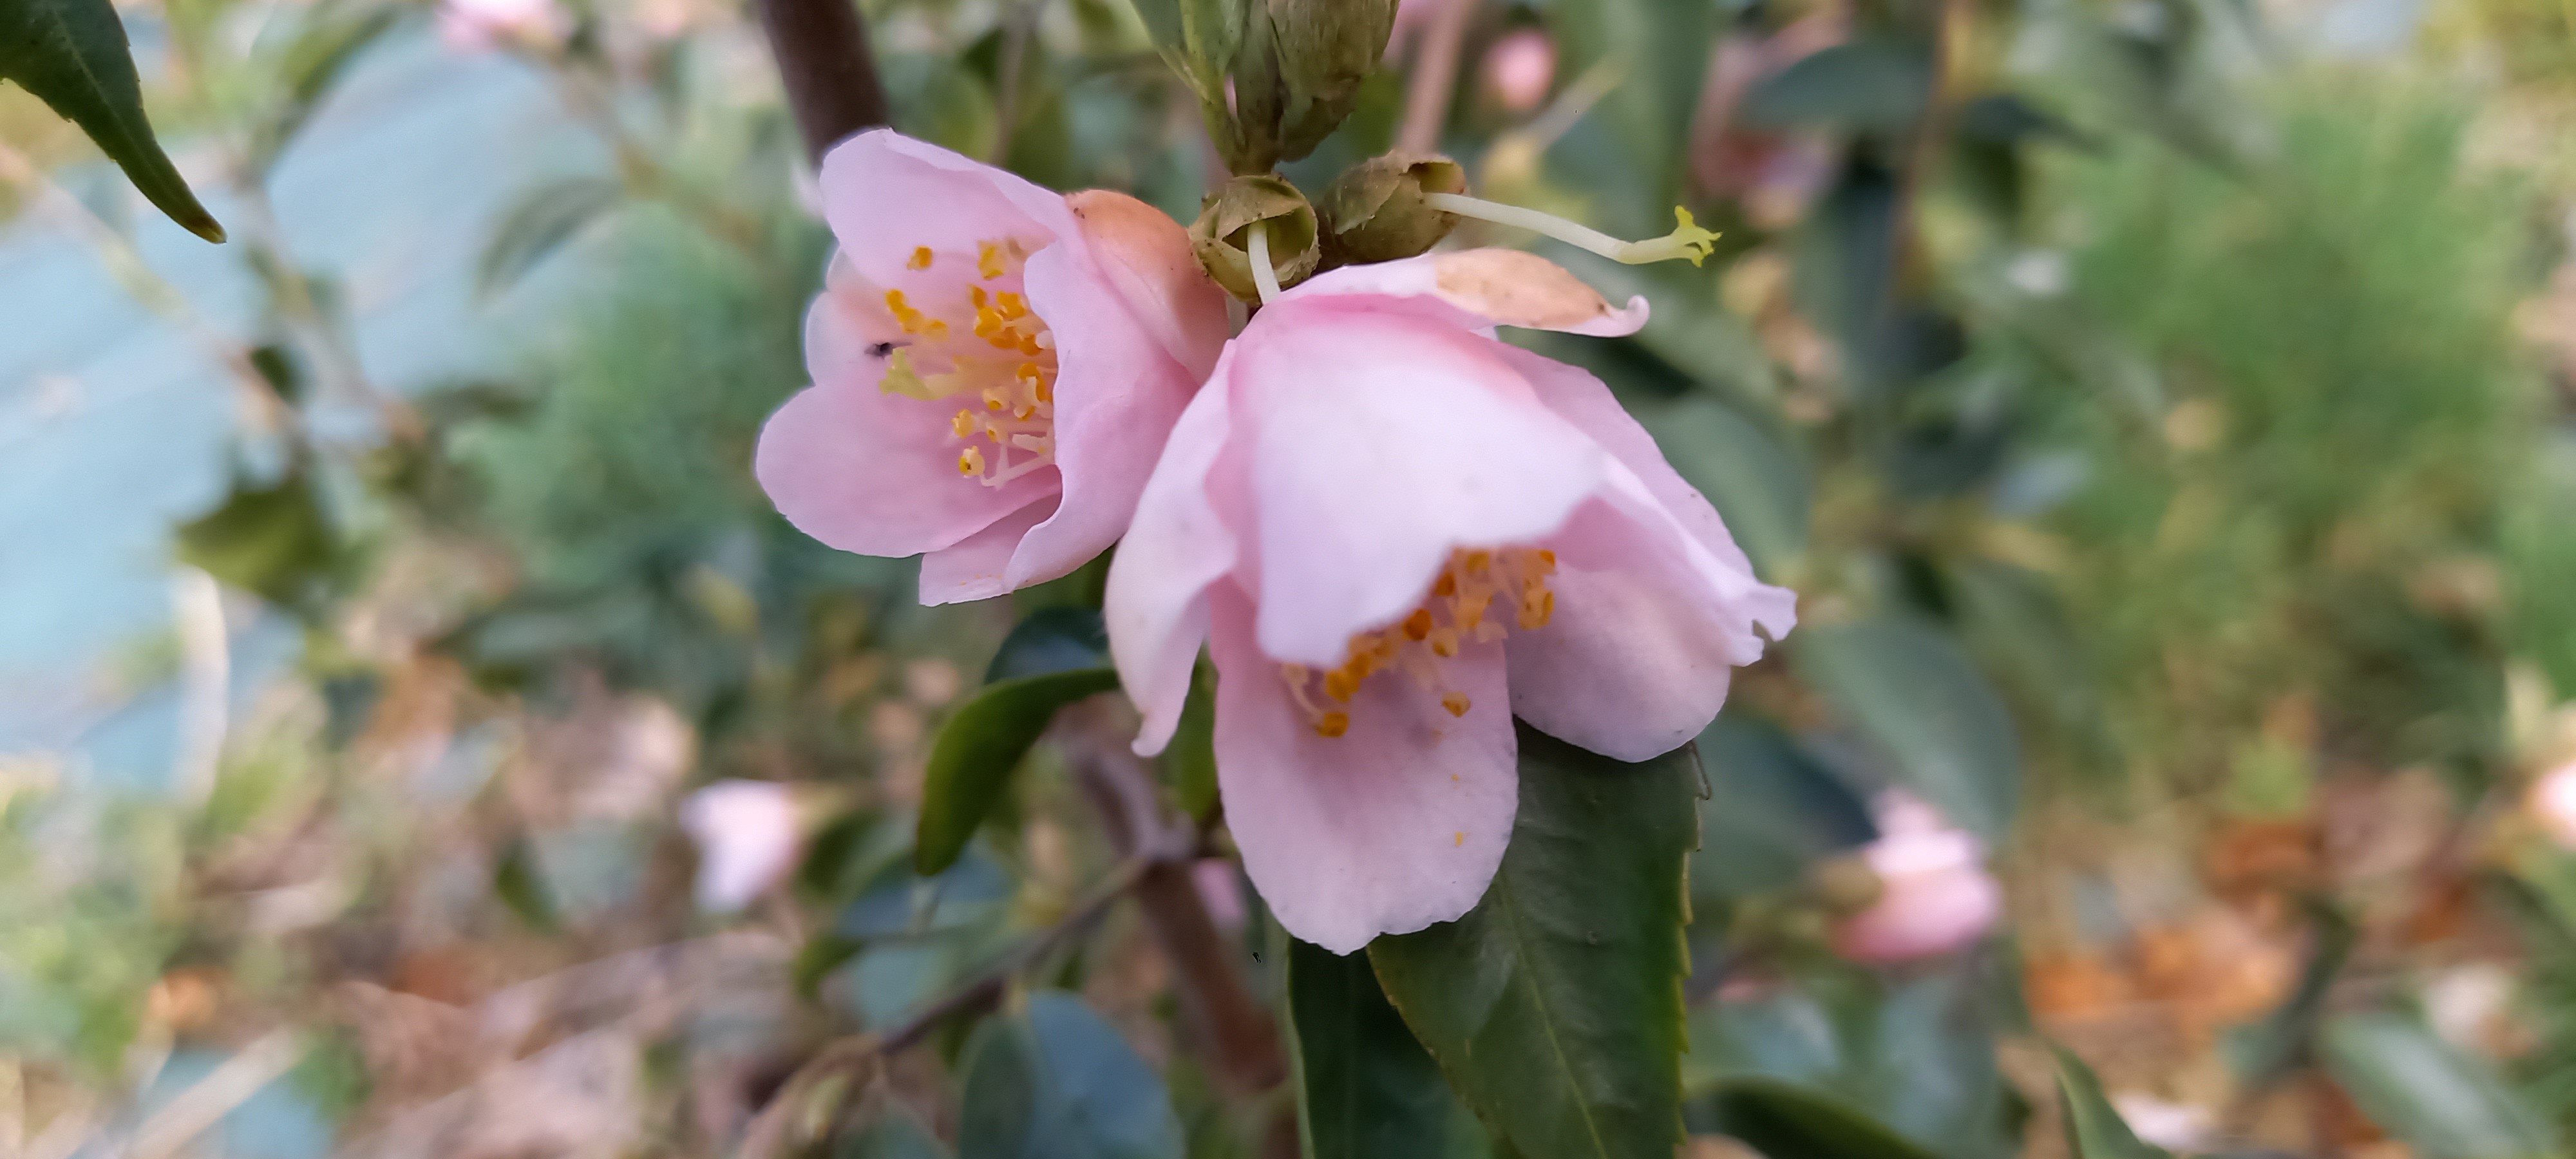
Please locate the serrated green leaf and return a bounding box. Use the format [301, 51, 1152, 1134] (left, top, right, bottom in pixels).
[478, 176, 625, 296]
[1701, 1077, 1947, 1159]
[1288, 937, 1461, 1159]
[985, 607, 1110, 683]
[2318, 1010, 2557, 1159]
[1792, 616, 2022, 843]
[2050, 1043, 2171, 1159]
[914, 667, 1120, 876]
[0, 0, 224, 240]
[960, 993, 1184, 1159]
[1368, 724, 1697, 1159]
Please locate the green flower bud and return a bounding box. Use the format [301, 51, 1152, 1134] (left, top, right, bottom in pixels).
[1319, 151, 1466, 266]
[1189, 174, 1321, 302]
[1269, 0, 1397, 161]
[1135, 0, 1396, 174]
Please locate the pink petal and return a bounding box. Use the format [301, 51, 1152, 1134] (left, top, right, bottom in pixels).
[1280, 249, 1650, 337]
[817, 130, 1077, 291]
[1107, 349, 1247, 754]
[1830, 858, 2003, 964]
[1000, 241, 1206, 591]
[1232, 299, 1606, 666]
[1066, 189, 1230, 381]
[1206, 587, 1518, 954]
[755, 291, 1057, 558]
[920, 496, 1059, 605]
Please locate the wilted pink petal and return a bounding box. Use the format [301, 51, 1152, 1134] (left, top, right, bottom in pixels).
[1483, 29, 1557, 113]
[679, 781, 804, 912]
[1831, 795, 2003, 964]
[756, 131, 1227, 605]
[1107, 251, 1794, 952]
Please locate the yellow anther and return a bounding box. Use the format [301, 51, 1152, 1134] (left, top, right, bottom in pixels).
[908, 246, 934, 270]
[1454, 592, 1490, 629]
[923, 318, 950, 340]
[1454, 831, 1465, 847]
[970, 285, 989, 307]
[1034, 377, 1053, 403]
[996, 292, 1027, 319]
[1464, 551, 1492, 575]
[1314, 711, 1350, 739]
[1018, 335, 1045, 356]
[1442, 692, 1471, 717]
[1323, 668, 1360, 703]
[1428, 627, 1460, 658]
[978, 242, 1006, 279]
[958, 446, 985, 476]
[1433, 572, 1457, 598]
[952, 409, 976, 437]
[1519, 589, 1555, 630]
[1016, 405, 1036, 420]
[975, 309, 1002, 337]
[1403, 609, 1434, 641]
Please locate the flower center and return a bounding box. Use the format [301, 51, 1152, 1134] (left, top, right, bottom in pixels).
[1280, 547, 1557, 739]
[875, 238, 1059, 488]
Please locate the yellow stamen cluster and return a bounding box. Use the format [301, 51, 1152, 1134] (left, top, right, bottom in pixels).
[1282, 547, 1559, 739]
[871, 236, 1059, 488]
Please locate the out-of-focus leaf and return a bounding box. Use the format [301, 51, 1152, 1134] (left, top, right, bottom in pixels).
[1793, 616, 2022, 842]
[175, 471, 339, 611]
[2051, 1044, 2172, 1159]
[478, 176, 625, 296]
[1541, 0, 1710, 234]
[1700, 1077, 1945, 1159]
[914, 667, 1121, 875]
[1793, 158, 1902, 388]
[1738, 35, 1935, 136]
[0, 0, 224, 240]
[841, 1113, 952, 1159]
[1369, 724, 1697, 1159]
[960, 992, 1185, 1159]
[249, 0, 404, 169]
[1948, 560, 2116, 773]
[1159, 659, 1220, 822]
[1288, 937, 1462, 1159]
[2220, 901, 2354, 1087]
[1644, 397, 1811, 578]
[1691, 714, 1874, 904]
[985, 607, 1110, 683]
[2317, 1010, 2557, 1159]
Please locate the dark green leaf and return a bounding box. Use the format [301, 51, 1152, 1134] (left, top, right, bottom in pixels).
[2317, 1010, 2557, 1159]
[1541, 0, 1710, 234]
[1792, 616, 2022, 842]
[2050, 1043, 2171, 1159]
[914, 667, 1120, 875]
[1739, 36, 1935, 137]
[478, 176, 625, 296]
[2220, 901, 2354, 1087]
[1288, 938, 1462, 1159]
[840, 1113, 952, 1159]
[0, 0, 223, 240]
[985, 607, 1111, 683]
[960, 992, 1185, 1159]
[1792, 159, 1900, 388]
[1691, 714, 1874, 904]
[1159, 659, 1220, 822]
[1369, 724, 1697, 1159]
[1700, 1077, 1944, 1159]
[175, 471, 339, 611]
[1643, 398, 1812, 579]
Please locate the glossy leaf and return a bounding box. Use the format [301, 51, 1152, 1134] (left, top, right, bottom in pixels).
[2317, 1010, 2557, 1159]
[914, 667, 1119, 875]
[2051, 1043, 2170, 1159]
[985, 607, 1110, 683]
[1288, 937, 1461, 1159]
[0, 0, 225, 240]
[959, 992, 1185, 1159]
[1369, 724, 1698, 1159]
[1690, 714, 1875, 904]
[1699, 1077, 1945, 1159]
[1792, 616, 2022, 843]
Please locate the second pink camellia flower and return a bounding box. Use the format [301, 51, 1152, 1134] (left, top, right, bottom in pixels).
[1108, 250, 1798, 953]
[758, 130, 1229, 604]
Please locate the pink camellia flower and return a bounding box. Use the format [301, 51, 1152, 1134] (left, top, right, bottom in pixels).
[1482, 29, 1557, 113]
[1106, 250, 1797, 953]
[437, 0, 567, 52]
[679, 780, 806, 912]
[757, 131, 1229, 605]
[1830, 793, 2003, 964]
[2531, 759, 2576, 849]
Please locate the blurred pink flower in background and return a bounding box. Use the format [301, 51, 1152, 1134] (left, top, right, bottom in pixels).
[680, 780, 805, 912]
[1482, 29, 1556, 113]
[757, 131, 1229, 605]
[2530, 758, 2576, 847]
[1832, 793, 2004, 964]
[1193, 858, 1247, 931]
[437, 0, 567, 53]
[1109, 249, 1795, 953]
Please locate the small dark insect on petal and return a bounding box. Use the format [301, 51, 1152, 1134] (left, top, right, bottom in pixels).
[866, 341, 899, 358]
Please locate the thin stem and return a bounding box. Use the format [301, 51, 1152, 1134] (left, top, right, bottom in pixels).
[1397, 0, 1475, 153]
[1247, 221, 1283, 305]
[1421, 193, 1720, 266]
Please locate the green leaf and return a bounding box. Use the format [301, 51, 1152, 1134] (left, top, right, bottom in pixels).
[0, 0, 224, 241]
[985, 607, 1110, 683]
[1541, 0, 1710, 234]
[1690, 714, 1873, 903]
[477, 176, 625, 296]
[960, 992, 1185, 1159]
[1699, 1077, 1945, 1159]
[1738, 35, 1935, 137]
[1159, 659, 1220, 822]
[1792, 616, 2022, 843]
[247, 0, 404, 170]
[1287, 938, 1462, 1159]
[2219, 901, 2354, 1088]
[2317, 1010, 2557, 1159]
[174, 471, 339, 612]
[1368, 724, 1697, 1159]
[1643, 397, 1812, 579]
[2050, 1043, 2171, 1159]
[914, 667, 1120, 876]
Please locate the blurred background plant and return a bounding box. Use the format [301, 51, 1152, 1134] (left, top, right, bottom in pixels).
[4, 0, 2576, 1147]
